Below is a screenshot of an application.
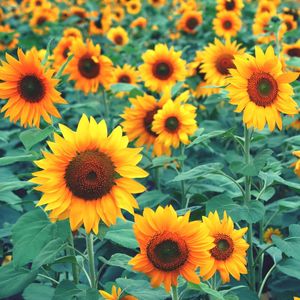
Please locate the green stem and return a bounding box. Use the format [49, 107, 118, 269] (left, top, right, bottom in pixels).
[86, 233, 97, 288]
[171, 286, 179, 300]
[258, 263, 276, 298]
[154, 167, 161, 191]
[258, 219, 264, 286]
[68, 231, 79, 284]
[243, 126, 255, 291]
[179, 145, 186, 208]
[102, 88, 110, 128]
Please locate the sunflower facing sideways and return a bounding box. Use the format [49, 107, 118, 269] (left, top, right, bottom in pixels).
[177, 10, 202, 34]
[0, 25, 19, 51]
[53, 36, 76, 70]
[0, 48, 66, 128]
[200, 38, 245, 87]
[129, 206, 214, 292]
[200, 211, 249, 283]
[121, 93, 170, 156]
[152, 91, 197, 149]
[139, 44, 187, 92]
[227, 46, 299, 131]
[213, 11, 242, 39]
[66, 39, 113, 94]
[107, 26, 129, 46]
[263, 227, 283, 244]
[30, 114, 148, 234]
[282, 40, 300, 71]
[99, 285, 137, 300]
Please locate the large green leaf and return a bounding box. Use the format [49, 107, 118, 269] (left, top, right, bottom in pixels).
[98, 253, 133, 272]
[188, 282, 225, 300]
[23, 283, 55, 300]
[137, 190, 169, 209]
[277, 258, 300, 280]
[0, 263, 38, 298]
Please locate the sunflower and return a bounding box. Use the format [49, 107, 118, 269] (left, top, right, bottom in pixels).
[139, 44, 187, 92]
[66, 39, 113, 94]
[216, 0, 244, 14]
[200, 38, 245, 87]
[129, 206, 214, 292]
[282, 40, 300, 71]
[130, 17, 147, 29]
[213, 11, 242, 39]
[0, 48, 66, 128]
[121, 93, 170, 156]
[0, 24, 19, 51]
[292, 150, 300, 177]
[99, 285, 138, 300]
[263, 227, 283, 244]
[152, 91, 197, 149]
[70, 6, 87, 24]
[227, 46, 299, 131]
[126, 0, 142, 15]
[280, 13, 297, 32]
[148, 0, 166, 8]
[188, 51, 220, 98]
[53, 37, 75, 70]
[29, 7, 59, 35]
[200, 211, 249, 283]
[256, 0, 277, 15]
[30, 114, 148, 234]
[63, 27, 82, 39]
[89, 7, 112, 35]
[107, 27, 129, 46]
[177, 10, 202, 34]
[26, 0, 51, 13]
[112, 6, 125, 22]
[176, 0, 198, 15]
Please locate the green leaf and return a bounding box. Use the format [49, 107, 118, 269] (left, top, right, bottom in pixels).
[110, 83, 142, 94]
[98, 253, 133, 272]
[116, 278, 169, 300]
[19, 126, 54, 150]
[23, 283, 55, 300]
[0, 154, 37, 166]
[0, 263, 38, 298]
[188, 282, 225, 300]
[278, 197, 300, 211]
[12, 209, 64, 267]
[137, 190, 169, 209]
[277, 258, 300, 280]
[104, 220, 138, 249]
[187, 130, 227, 148]
[171, 81, 184, 96]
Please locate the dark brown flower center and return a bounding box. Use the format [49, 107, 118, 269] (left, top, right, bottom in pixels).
[65, 150, 115, 200]
[143, 107, 159, 137]
[78, 57, 100, 79]
[210, 234, 234, 260]
[165, 116, 179, 132]
[131, 4, 137, 9]
[247, 72, 278, 107]
[285, 21, 293, 31]
[94, 14, 102, 29]
[186, 17, 199, 30]
[223, 20, 232, 30]
[153, 61, 173, 80]
[114, 35, 124, 45]
[63, 47, 69, 59]
[147, 232, 189, 271]
[37, 16, 47, 26]
[287, 47, 300, 57]
[225, 0, 235, 10]
[19, 75, 45, 103]
[118, 74, 131, 83]
[215, 54, 235, 75]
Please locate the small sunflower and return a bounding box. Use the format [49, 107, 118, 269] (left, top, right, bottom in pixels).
[130, 17, 147, 29]
[89, 7, 112, 35]
[200, 38, 245, 86]
[292, 150, 300, 177]
[0, 48, 66, 128]
[256, 0, 277, 15]
[282, 40, 300, 71]
[126, 0, 142, 15]
[148, 0, 166, 8]
[200, 211, 249, 283]
[129, 206, 214, 292]
[63, 27, 83, 39]
[121, 93, 169, 156]
[30, 114, 148, 234]
[139, 44, 187, 92]
[213, 11, 242, 39]
[53, 37, 75, 70]
[113, 6, 125, 22]
[281, 13, 297, 32]
[216, 0, 244, 15]
[99, 285, 138, 300]
[263, 227, 283, 244]
[70, 6, 87, 24]
[0, 24, 19, 51]
[227, 46, 299, 131]
[152, 91, 197, 149]
[66, 39, 113, 94]
[177, 11, 202, 34]
[107, 26, 129, 46]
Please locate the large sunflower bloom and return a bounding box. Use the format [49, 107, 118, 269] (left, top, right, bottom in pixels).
[121, 93, 170, 156]
[99, 285, 137, 300]
[66, 39, 113, 94]
[0, 48, 66, 128]
[152, 91, 197, 149]
[129, 206, 214, 292]
[139, 44, 187, 92]
[227, 46, 299, 131]
[30, 114, 148, 234]
[200, 38, 245, 87]
[200, 211, 249, 283]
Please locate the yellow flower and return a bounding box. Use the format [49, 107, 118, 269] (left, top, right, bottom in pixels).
[216, 0, 244, 15]
[263, 227, 283, 244]
[107, 26, 129, 46]
[126, 0, 142, 15]
[99, 285, 138, 300]
[292, 150, 300, 177]
[213, 11, 242, 39]
[177, 11, 202, 34]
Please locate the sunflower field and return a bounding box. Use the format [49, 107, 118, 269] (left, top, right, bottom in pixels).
[0, 0, 300, 299]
